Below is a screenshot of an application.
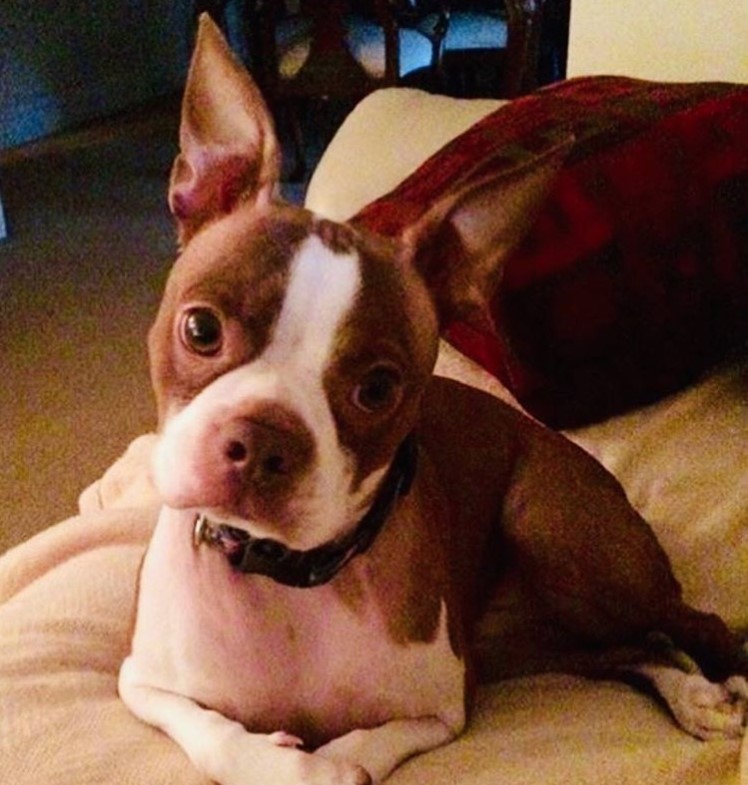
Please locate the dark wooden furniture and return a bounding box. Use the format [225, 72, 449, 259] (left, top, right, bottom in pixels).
[244, 1, 450, 176]
[191, 1, 552, 176]
[441, 1, 546, 98]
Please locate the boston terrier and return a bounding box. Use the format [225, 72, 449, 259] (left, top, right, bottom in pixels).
[119, 15, 747, 785]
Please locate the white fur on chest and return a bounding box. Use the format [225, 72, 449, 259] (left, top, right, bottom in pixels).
[131, 508, 466, 744]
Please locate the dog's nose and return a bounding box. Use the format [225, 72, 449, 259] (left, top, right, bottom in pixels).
[220, 408, 315, 494]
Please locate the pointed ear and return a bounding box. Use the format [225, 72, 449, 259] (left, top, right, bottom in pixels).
[402, 137, 573, 333]
[169, 13, 281, 247]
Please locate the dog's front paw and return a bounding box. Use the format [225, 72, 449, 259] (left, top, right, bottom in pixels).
[267, 733, 371, 785]
[268, 730, 304, 748]
[669, 673, 748, 740]
[211, 727, 370, 785]
[291, 752, 372, 785]
[316, 718, 455, 783]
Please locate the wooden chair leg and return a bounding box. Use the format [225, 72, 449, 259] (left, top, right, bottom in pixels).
[286, 103, 306, 183]
[270, 99, 306, 183]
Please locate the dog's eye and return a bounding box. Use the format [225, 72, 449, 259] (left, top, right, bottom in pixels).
[180, 307, 223, 356]
[352, 366, 402, 413]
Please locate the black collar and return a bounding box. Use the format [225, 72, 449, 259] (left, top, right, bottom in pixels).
[192, 434, 418, 588]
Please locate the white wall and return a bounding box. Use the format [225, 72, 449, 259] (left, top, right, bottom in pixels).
[567, 0, 748, 83]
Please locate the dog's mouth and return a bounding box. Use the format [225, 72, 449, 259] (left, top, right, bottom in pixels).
[192, 512, 366, 588]
[191, 434, 418, 588]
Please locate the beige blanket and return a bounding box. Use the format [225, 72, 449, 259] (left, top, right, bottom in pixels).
[1, 349, 746, 784]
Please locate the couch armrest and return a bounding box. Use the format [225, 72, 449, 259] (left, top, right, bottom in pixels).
[305, 87, 503, 220]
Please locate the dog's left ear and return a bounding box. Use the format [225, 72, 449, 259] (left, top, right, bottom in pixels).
[169, 13, 281, 247]
[402, 137, 571, 333]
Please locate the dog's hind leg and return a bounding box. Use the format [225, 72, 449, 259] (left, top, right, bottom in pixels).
[657, 602, 748, 683]
[633, 661, 748, 740]
[630, 603, 748, 739]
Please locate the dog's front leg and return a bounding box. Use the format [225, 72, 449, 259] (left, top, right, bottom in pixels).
[316, 717, 458, 783]
[119, 658, 371, 785]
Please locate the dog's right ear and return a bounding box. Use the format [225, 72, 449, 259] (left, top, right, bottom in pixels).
[169, 13, 281, 247]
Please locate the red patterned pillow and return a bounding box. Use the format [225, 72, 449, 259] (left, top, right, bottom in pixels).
[353, 77, 748, 427]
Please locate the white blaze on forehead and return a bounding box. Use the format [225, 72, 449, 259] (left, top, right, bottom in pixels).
[265, 232, 361, 451]
[264, 233, 361, 371]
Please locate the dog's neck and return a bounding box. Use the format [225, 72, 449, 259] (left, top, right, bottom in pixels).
[192, 433, 419, 588]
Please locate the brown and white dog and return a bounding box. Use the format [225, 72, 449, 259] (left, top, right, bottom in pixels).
[119, 15, 748, 785]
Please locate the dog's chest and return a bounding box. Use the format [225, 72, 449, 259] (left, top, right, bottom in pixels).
[132, 510, 465, 744]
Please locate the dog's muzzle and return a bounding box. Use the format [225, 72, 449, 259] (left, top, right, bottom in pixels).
[192, 434, 418, 588]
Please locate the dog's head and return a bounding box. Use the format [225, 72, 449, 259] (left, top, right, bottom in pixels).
[149, 15, 564, 551]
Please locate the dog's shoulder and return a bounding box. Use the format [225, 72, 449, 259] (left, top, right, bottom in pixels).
[417, 376, 533, 510]
[422, 375, 533, 447]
